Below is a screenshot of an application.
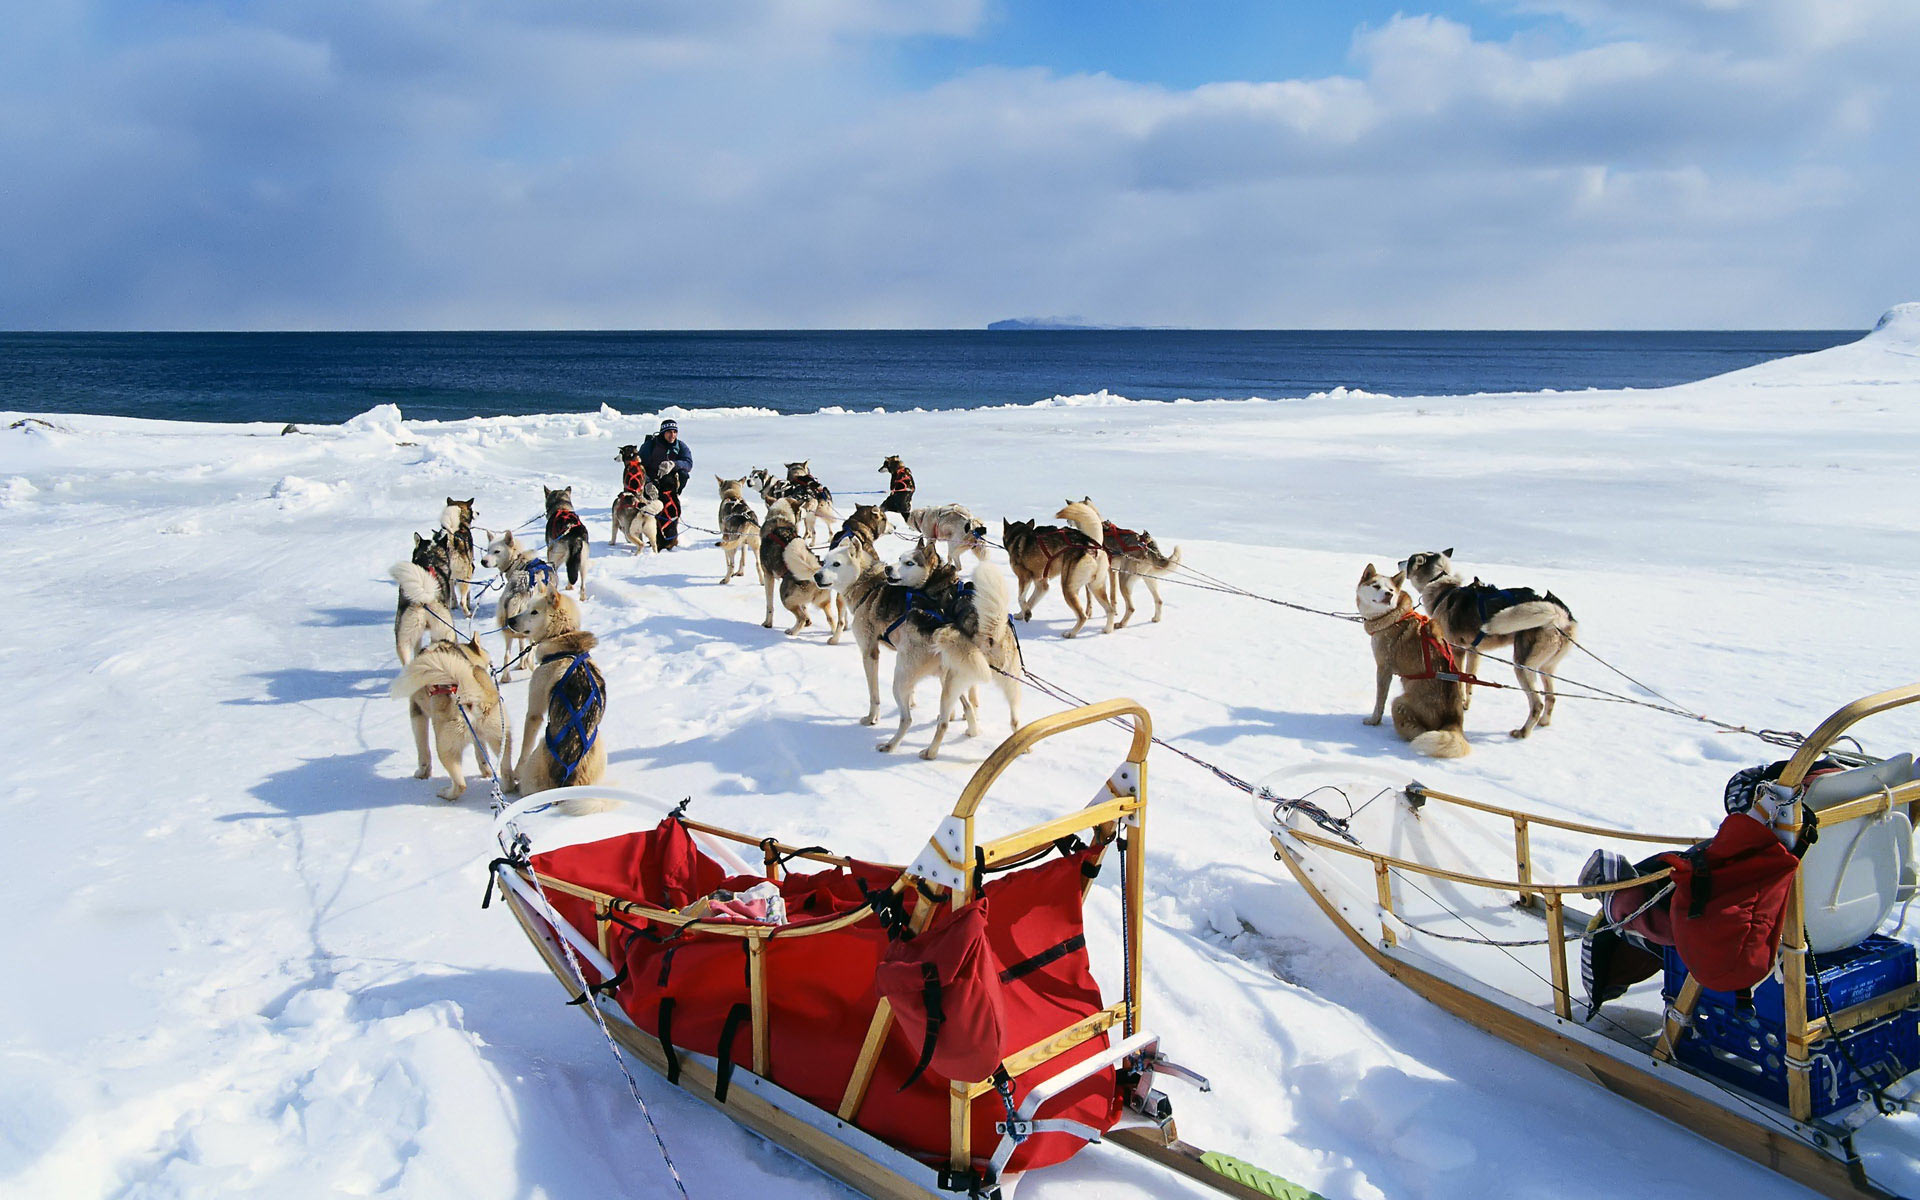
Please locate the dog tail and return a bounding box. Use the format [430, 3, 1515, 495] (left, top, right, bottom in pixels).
[1482, 599, 1574, 636]
[1157, 543, 1183, 572]
[1411, 729, 1471, 759]
[391, 646, 475, 700]
[390, 561, 443, 608]
[933, 562, 1013, 681]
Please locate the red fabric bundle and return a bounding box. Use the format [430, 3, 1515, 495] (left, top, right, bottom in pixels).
[875, 899, 1005, 1086]
[1665, 812, 1800, 993]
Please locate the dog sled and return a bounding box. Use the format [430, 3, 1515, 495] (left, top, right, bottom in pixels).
[491, 700, 1320, 1200]
[1263, 684, 1920, 1200]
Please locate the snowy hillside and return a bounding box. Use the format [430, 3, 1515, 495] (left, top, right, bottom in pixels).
[4, 312, 1919, 1200]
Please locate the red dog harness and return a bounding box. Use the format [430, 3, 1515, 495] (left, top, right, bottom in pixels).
[546, 507, 584, 543]
[1393, 610, 1461, 682]
[889, 465, 915, 494]
[1099, 521, 1151, 557]
[1034, 525, 1097, 564]
[623, 458, 645, 493]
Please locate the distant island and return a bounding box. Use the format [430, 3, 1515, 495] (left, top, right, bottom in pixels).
[987, 317, 1154, 331]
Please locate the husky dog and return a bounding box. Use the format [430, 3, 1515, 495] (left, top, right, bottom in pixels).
[747, 463, 838, 544]
[870, 543, 1023, 760]
[832, 502, 890, 551]
[906, 503, 989, 564]
[392, 537, 454, 664]
[507, 589, 615, 810]
[879, 455, 915, 520]
[612, 446, 667, 552]
[1357, 564, 1470, 758]
[1399, 549, 1578, 739]
[480, 528, 549, 681]
[1001, 514, 1115, 638]
[391, 638, 513, 800]
[542, 485, 590, 599]
[440, 498, 477, 616]
[759, 498, 839, 635]
[715, 476, 765, 585]
[1056, 499, 1181, 628]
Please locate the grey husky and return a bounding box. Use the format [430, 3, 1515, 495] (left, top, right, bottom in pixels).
[542, 485, 590, 599]
[1398, 548, 1578, 739]
[715, 476, 765, 585]
[1057, 498, 1181, 627]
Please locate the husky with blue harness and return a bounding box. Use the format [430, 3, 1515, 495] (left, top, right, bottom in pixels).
[1399, 548, 1578, 739]
[507, 588, 616, 813]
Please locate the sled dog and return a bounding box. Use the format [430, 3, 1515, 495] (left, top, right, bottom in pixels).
[391, 637, 513, 801]
[507, 589, 615, 810]
[832, 502, 890, 551]
[879, 454, 915, 520]
[440, 498, 477, 616]
[715, 476, 765, 585]
[392, 541, 453, 665]
[480, 527, 548, 681]
[1001, 514, 1115, 638]
[759, 498, 839, 636]
[869, 542, 1023, 760]
[906, 503, 989, 564]
[1398, 548, 1578, 739]
[747, 463, 838, 544]
[1357, 564, 1470, 758]
[1056, 499, 1181, 628]
[542, 485, 590, 599]
[611, 445, 666, 552]
[813, 534, 947, 720]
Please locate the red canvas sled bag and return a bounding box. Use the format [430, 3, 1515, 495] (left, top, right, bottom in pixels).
[1664, 811, 1801, 993]
[873, 898, 1005, 1087]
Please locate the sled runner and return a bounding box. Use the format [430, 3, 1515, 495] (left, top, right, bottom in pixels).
[1263, 684, 1920, 1200]
[492, 700, 1322, 1200]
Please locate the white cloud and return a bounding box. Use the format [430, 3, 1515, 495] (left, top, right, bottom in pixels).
[0, 1, 1912, 328]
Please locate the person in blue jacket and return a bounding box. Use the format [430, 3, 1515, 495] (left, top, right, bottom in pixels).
[638, 419, 692, 549]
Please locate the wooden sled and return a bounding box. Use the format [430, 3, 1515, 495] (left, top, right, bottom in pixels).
[1264, 684, 1920, 1200]
[492, 699, 1321, 1200]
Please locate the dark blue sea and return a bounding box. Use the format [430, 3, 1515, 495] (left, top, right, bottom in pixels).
[0, 330, 1860, 424]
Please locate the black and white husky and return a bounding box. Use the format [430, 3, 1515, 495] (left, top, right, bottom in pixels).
[542, 485, 590, 599]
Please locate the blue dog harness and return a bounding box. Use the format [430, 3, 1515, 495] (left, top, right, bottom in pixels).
[540, 651, 602, 785]
[524, 558, 555, 590]
[881, 582, 973, 648]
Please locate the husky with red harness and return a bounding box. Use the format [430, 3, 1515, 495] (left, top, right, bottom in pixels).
[878, 453, 914, 521]
[1003, 512, 1116, 638]
[1355, 563, 1469, 758]
[1058, 499, 1183, 628]
[542, 485, 590, 599]
[611, 444, 667, 553]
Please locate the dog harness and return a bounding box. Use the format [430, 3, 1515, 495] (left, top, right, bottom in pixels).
[1392, 610, 1461, 682]
[1099, 521, 1152, 558]
[546, 507, 585, 543]
[785, 473, 828, 504]
[1457, 578, 1574, 647]
[882, 582, 973, 648]
[427, 682, 458, 696]
[623, 458, 646, 493]
[540, 651, 602, 786]
[523, 558, 555, 590]
[888, 465, 914, 495]
[763, 525, 795, 577]
[1033, 525, 1098, 564]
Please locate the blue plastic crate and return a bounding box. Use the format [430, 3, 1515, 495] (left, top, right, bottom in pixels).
[1663, 935, 1916, 1024]
[1663, 938, 1919, 1117]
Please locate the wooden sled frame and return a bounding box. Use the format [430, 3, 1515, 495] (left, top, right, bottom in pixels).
[491, 698, 1172, 1199]
[1269, 683, 1920, 1200]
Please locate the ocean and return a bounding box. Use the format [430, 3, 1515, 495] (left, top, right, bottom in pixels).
[0, 329, 1859, 424]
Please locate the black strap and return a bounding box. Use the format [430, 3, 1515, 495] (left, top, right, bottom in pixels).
[657, 998, 681, 1085]
[656, 943, 681, 988]
[999, 934, 1087, 984]
[714, 1003, 752, 1103]
[480, 855, 528, 909]
[565, 963, 628, 1005]
[899, 962, 945, 1090]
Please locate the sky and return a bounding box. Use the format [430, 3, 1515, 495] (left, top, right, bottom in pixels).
[0, 0, 1914, 331]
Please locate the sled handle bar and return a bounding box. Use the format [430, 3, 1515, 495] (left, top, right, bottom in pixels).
[951, 698, 1152, 822]
[1777, 682, 1920, 789]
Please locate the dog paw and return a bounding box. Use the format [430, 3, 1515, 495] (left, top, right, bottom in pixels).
[762, 619, 774, 628]
[1363, 716, 1382, 726]
[438, 785, 463, 801]
[918, 747, 940, 761]
[861, 714, 878, 726]
[1509, 728, 1531, 739]
[876, 741, 897, 753]
[413, 765, 432, 779]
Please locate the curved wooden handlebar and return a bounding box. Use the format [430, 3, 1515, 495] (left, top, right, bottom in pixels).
[950, 699, 1152, 821]
[1778, 683, 1920, 788]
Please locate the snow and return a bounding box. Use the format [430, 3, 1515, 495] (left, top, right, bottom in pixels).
[6, 312, 1920, 1200]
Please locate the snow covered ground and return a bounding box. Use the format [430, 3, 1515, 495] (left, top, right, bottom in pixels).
[4, 306, 1919, 1200]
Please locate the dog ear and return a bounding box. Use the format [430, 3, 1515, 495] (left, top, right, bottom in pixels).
[1442, 547, 1454, 559]
[1391, 570, 1406, 587]
[1361, 563, 1377, 582]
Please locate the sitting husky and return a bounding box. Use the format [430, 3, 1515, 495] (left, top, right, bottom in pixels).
[480, 528, 548, 681]
[507, 589, 615, 811]
[1399, 548, 1578, 739]
[1057, 498, 1181, 628]
[759, 498, 839, 636]
[542, 485, 590, 599]
[391, 535, 453, 664]
[906, 502, 989, 564]
[612, 445, 666, 552]
[879, 454, 915, 521]
[1357, 564, 1469, 758]
[441, 497, 477, 616]
[1002, 514, 1115, 638]
[391, 637, 513, 801]
[872, 542, 1023, 760]
[715, 476, 764, 585]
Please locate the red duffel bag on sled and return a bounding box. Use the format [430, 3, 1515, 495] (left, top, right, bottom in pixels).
[1664, 811, 1801, 993]
[875, 897, 1006, 1087]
